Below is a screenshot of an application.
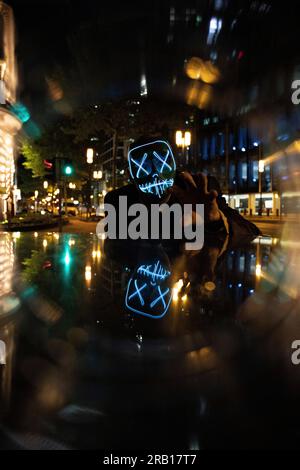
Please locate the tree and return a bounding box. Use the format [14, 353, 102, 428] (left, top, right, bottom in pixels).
[21, 117, 83, 178]
[65, 98, 193, 143]
[22, 140, 46, 178]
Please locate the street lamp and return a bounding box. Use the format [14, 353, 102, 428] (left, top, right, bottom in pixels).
[86, 148, 94, 218]
[258, 160, 265, 173]
[184, 131, 191, 147]
[175, 130, 191, 147]
[258, 158, 265, 216]
[93, 170, 102, 180]
[176, 130, 183, 147]
[87, 148, 94, 164]
[175, 130, 192, 165]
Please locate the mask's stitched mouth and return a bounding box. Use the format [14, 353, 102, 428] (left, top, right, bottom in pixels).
[138, 177, 174, 198]
[137, 261, 171, 282]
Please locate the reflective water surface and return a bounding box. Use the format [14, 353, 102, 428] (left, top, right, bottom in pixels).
[1, 231, 300, 449]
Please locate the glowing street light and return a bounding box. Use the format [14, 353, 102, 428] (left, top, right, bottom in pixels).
[258, 158, 265, 216]
[184, 131, 191, 147]
[93, 170, 103, 180]
[87, 148, 94, 164]
[256, 263, 262, 279]
[176, 130, 192, 165]
[85, 265, 92, 284]
[175, 130, 192, 148]
[258, 160, 265, 173]
[175, 130, 183, 147]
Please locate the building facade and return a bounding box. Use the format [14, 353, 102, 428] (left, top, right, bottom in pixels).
[0, 2, 22, 221]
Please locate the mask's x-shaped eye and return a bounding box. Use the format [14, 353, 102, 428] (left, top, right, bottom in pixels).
[128, 280, 147, 306]
[150, 286, 170, 309]
[131, 153, 152, 179]
[153, 150, 173, 175]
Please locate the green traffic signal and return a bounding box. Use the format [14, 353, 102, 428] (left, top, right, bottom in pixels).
[64, 165, 73, 175]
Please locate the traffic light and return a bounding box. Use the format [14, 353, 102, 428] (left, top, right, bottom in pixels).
[63, 159, 74, 176]
[44, 159, 53, 171]
[44, 159, 55, 182]
[64, 165, 73, 176]
[43, 158, 74, 180]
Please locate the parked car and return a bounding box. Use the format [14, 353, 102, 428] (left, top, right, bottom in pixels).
[62, 203, 79, 216]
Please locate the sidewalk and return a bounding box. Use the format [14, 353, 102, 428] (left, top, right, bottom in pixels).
[245, 215, 300, 224]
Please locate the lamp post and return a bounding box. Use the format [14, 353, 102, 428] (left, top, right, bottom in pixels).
[34, 190, 39, 213]
[93, 170, 103, 208]
[175, 130, 192, 166]
[86, 148, 94, 218]
[258, 157, 265, 216]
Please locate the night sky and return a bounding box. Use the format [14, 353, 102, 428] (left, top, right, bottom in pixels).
[8, 0, 154, 122]
[6, 0, 300, 126]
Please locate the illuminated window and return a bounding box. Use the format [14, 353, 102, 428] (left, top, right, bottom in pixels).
[229, 162, 236, 181]
[210, 135, 216, 158]
[207, 17, 222, 45]
[202, 138, 208, 160]
[215, 0, 225, 10]
[253, 161, 259, 180]
[218, 133, 225, 155]
[239, 128, 247, 149]
[241, 163, 247, 180]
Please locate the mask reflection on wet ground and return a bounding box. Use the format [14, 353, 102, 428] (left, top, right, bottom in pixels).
[0, 230, 300, 449]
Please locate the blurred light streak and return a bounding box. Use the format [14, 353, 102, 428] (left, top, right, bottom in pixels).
[172, 279, 184, 302]
[46, 77, 63, 102]
[64, 250, 71, 266]
[0, 234, 14, 298]
[185, 57, 220, 84]
[186, 82, 212, 109]
[0, 340, 6, 365]
[204, 281, 216, 292]
[185, 57, 203, 80]
[255, 264, 262, 279]
[264, 139, 300, 167]
[85, 265, 92, 284]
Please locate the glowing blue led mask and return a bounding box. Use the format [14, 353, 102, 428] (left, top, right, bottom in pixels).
[128, 140, 176, 199]
[125, 259, 172, 319]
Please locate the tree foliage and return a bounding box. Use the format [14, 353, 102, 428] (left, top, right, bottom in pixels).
[65, 98, 193, 142]
[20, 98, 194, 182]
[21, 118, 83, 177]
[22, 140, 46, 178]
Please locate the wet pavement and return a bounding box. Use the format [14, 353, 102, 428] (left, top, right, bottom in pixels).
[0, 230, 300, 449]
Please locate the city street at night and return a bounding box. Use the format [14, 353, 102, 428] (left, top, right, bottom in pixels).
[1, 0, 300, 456]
